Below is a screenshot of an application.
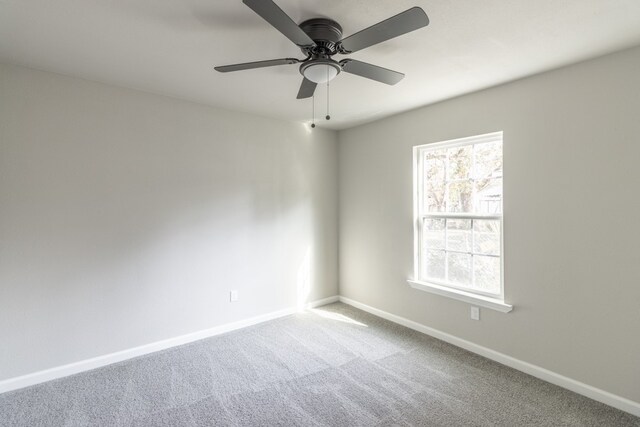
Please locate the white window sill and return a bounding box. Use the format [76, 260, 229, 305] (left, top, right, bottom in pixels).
[407, 280, 513, 313]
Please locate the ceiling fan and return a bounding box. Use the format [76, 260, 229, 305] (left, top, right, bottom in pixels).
[215, 0, 430, 100]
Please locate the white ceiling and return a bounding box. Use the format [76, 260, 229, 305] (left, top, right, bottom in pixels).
[2, 0, 640, 130]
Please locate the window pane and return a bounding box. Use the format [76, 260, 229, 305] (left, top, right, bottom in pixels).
[426, 182, 446, 212]
[448, 145, 472, 180]
[425, 150, 446, 181]
[424, 150, 446, 212]
[448, 252, 471, 285]
[447, 180, 474, 213]
[473, 141, 503, 180]
[446, 219, 471, 252]
[424, 250, 445, 281]
[474, 255, 501, 294]
[475, 177, 502, 214]
[473, 220, 500, 256]
[424, 218, 445, 250]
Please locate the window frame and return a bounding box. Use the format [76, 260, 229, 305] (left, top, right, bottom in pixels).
[411, 132, 511, 311]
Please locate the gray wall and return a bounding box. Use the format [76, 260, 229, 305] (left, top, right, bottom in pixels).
[0, 63, 338, 380]
[338, 46, 640, 402]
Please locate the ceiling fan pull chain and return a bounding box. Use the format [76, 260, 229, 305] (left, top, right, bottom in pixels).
[326, 67, 331, 121]
[311, 93, 316, 129]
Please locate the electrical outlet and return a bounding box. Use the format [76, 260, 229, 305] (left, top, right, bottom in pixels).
[470, 306, 480, 321]
[230, 290, 239, 302]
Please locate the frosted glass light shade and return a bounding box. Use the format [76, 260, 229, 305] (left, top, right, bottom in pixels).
[303, 63, 339, 84]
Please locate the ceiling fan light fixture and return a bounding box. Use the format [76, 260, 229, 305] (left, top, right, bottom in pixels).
[300, 60, 341, 84]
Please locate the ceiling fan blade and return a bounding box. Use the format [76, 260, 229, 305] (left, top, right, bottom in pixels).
[297, 77, 317, 99]
[338, 7, 429, 53]
[340, 59, 404, 85]
[243, 0, 316, 47]
[214, 58, 300, 73]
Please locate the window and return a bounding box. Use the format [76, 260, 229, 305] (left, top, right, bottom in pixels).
[412, 132, 510, 310]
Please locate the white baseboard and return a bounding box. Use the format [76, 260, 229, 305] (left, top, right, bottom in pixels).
[4, 294, 638, 418]
[338, 296, 640, 417]
[0, 295, 339, 395]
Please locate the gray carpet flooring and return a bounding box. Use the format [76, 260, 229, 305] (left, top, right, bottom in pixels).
[1, 302, 638, 426]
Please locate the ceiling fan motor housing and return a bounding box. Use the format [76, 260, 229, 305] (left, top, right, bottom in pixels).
[298, 18, 344, 83]
[299, 18, 343, 55]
